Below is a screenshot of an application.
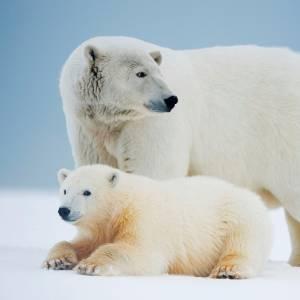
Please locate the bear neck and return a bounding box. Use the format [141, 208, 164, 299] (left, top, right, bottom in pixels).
[76, 101, 147, 133]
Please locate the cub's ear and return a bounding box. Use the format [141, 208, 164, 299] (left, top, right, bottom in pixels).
[57, 168, 71, 185]
[84, 45, 106, 63]
[149, 50, 162, 65]
[108, 172, 119, 187]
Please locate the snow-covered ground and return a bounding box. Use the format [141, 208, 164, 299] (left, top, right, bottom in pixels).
[0, 190, 299, 300]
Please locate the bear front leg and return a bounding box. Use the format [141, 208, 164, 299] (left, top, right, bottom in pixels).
[285, 210, 300, 266]
[74, 242, 165, 276]
[67, 117, 116, 167]
[115, 122, 190, 179]
[43, 241, 78, 270]
[74, 243, 137, 276]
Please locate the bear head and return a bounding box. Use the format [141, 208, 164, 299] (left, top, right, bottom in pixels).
[69, 44, 178, 124]
[56, 165, 120, 224]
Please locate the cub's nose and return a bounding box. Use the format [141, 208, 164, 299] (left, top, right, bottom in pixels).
[164, 95, 178, 111]
[58, 207, 71, 219]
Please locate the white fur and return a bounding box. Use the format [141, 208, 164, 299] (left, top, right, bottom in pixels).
[47, 165, 271, 278]
[60, 36, 300, 264]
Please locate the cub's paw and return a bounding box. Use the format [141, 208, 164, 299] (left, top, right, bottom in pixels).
[74, 259, 98, 275]
[43, 256, 77, 270]
[74, 259, 121, 276]
[210, 264, 253, 279]
[43, 242, 78, 270]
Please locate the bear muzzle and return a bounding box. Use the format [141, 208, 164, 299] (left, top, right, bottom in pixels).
[58, 206, 81, 222]
[145, 95, 178, 113]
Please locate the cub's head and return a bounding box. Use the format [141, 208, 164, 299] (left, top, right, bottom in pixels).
[56, 165, 119, 224]
[70, 44, 178, 123]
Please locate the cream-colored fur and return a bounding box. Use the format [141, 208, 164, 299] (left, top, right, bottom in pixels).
[285, 210, 300, 266]
[43, 165, 271, 278]
[60, 37, 300, 265]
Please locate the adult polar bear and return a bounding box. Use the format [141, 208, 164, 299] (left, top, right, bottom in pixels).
[60, 36, 300, 266]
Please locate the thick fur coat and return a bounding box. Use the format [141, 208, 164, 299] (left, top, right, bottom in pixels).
[44, 165, 271, 278]
[60, 36, 300, 265]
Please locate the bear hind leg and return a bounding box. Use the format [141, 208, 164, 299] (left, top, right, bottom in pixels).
[209, 253, 254, 279]
[285, 210, 300, 266]
[209, 217, 268, 279]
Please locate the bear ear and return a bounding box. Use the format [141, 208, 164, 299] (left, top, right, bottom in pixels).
[149, 50, 162, 65]
[84, 45, 106, 63]
[57, 168, 71, 185]
[108, 172, 119, 187]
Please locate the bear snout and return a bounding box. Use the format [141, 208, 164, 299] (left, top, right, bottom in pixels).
[58, 207, 71, 220]
[164, 95, 178, 111]
[145, 95, 178, 113]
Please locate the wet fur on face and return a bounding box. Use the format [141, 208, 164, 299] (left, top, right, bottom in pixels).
[73, 45, 172, 125]
[76, 62, 145, 124]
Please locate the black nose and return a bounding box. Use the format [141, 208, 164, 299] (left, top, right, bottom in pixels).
[164, 95, 178, 111]
[58, 207, 70, 219]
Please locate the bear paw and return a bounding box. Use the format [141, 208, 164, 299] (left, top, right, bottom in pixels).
[74, 259, 121, 276]
[210, 264, 252, 279]
[288, 253, 300, 267]
[43, 256, 77, 270]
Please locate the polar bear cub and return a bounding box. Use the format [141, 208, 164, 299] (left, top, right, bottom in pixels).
[43, 165, 271, 278]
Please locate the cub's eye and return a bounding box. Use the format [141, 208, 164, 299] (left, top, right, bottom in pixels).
[136, 71, 147, 78]
[63, 189, 66, 195]
[83, 190, 91, 196]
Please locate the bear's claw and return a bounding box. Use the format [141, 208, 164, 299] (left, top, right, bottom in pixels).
[43, 257, 75, 270]
[74, 260, 98, 275]
[209, 264, 247, 279]
[74, 259, 122, 276]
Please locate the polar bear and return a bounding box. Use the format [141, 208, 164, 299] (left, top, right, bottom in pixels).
[43, 165, 271, 278]
[60, 36, 300, 266]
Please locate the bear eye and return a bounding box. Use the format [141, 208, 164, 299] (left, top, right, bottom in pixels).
[83, 190, 91, 196]
[63, 189, 66, 195]
[136, 71, 147, 78]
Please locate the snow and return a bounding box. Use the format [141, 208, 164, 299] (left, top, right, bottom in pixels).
[0, 190, 299, 300]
